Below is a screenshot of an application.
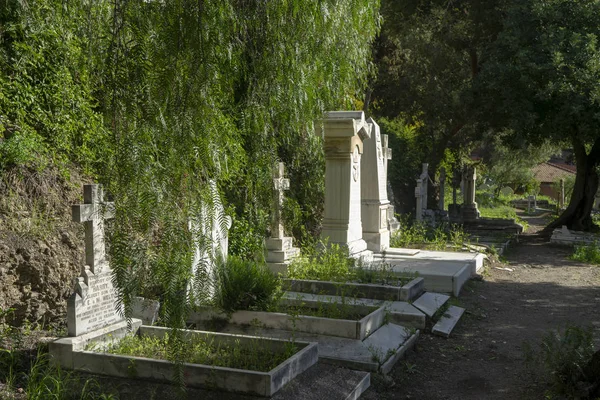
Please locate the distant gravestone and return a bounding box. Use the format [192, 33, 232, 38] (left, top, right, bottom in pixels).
[67, 185, 123, 337]
[131, 297, 160, 325]
[500, 187, 514, 196]
[266, 162, 300, 274]
[461, 166, 480, 222]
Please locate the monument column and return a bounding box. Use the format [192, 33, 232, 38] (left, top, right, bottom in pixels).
[361, 117, 390, 251]
[321, 111, 371, 257]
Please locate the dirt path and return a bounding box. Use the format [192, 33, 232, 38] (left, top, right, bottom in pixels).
[363, 214, 600, 400]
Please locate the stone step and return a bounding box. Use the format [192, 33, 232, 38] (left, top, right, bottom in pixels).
[431, 306, 465, 338]
[283, 292, 426, 329]
[411, 292, 450, 319]
[361, 323, 419, 374]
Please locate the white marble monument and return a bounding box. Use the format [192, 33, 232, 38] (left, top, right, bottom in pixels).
[67, 184, 123, 336]
[320, 111, 372, 258]
[361, 118, 391, 251]
[266, 162, 300, 274]
[189, 180, 232, 301]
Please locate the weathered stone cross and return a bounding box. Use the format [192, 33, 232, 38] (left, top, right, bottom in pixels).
[272, 162, 290, 239]
[72, 184, 114, 274]
[382, 134, 392, 164]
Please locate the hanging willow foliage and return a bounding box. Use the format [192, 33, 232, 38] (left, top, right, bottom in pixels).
[100, 0, 381, 330]
[1, 0, 380, 364]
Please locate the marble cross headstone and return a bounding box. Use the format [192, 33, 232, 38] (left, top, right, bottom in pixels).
[68, 184, 122, 337]
[272, 162, 290, 239]
[266, 162, 299, 274]
[72, 185, 114, 274]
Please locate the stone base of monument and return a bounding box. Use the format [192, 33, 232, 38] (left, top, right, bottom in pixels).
[363, 230, 390, 252]
[266, 237, 300, 275]
[460, 204, 480, 222]
[52, 324, 318, 398]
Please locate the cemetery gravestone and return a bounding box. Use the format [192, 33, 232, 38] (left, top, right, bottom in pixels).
[461, 166, 480, 222]
[67, 184, 123, 336]
[266, 162, 300, 273]
[320, 111, 372, 258]
[382, 133, 400, 232]
[361, 117, 391, 251]
[438, 167, 446, 211]
[560, 179, 565, 209]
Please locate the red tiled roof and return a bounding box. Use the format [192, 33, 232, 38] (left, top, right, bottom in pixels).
[532, 162, 576, 183]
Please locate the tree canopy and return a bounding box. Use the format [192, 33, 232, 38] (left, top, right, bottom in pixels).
[478, 0, 600, 231]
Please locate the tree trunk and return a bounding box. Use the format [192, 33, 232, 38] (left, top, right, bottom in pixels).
[544, 137, 600, 233]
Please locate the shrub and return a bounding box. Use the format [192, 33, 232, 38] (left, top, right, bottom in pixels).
[287, 241, 354, 282]
[524, 325, 597, 398]
[212, 256, 282, 313]
[571, 242, 600, 265]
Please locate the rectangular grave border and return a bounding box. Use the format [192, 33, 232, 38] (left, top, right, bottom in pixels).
[50, 322, 317, 397]
[190, 302, 386, 340]
[284, 277, 425, 302]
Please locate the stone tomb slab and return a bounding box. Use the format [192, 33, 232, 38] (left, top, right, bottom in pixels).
[199, 322, 417, 374]
[55, 325, 318, 398]
[285, 277, 425, 302]
[380, 248, 485, 275]
[370, 258, 472, 296]
[282, 292, 426, 329]
[189, 304, 386, 341]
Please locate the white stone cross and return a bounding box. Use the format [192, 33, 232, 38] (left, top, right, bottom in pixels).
[72, 185, 114, 274]
[382, 134, 392, 160]
[272, 162, 290, 239]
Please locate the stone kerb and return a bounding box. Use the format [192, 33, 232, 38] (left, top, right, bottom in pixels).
[67, 184, 124, 337]
[361, 117, 391, 251]
[320, 111, 371, 257]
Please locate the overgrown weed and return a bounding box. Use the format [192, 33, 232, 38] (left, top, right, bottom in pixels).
[523, 325, 598, 399]
[571, 242, 600, 265]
